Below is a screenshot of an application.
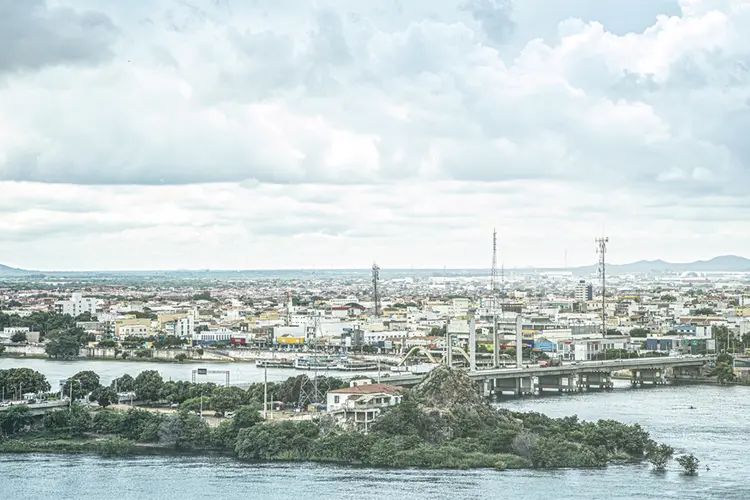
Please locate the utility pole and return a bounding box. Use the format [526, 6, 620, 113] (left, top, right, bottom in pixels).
[596, 236, 609, 336]
[263, 363, 268, 419]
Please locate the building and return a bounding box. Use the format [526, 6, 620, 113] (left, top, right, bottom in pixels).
[115, 318, 152, 339]
[193, 328, 232, 345]
[575, 281, 593, 302]
[326, 379, 405, 431]
[54, 293, 100, 317]
[158, 313, 195, 338]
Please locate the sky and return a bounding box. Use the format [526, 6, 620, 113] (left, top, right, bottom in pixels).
[1, 0, 749, 271]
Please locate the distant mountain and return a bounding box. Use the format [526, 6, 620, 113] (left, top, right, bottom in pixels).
[566, 255, 750, 275]
[0, 264, 34, 276]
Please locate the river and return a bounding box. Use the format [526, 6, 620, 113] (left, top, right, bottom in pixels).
[1, 369, 749, 499]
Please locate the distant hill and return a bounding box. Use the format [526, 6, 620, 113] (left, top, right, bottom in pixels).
[0, 264, 34, 276]
[566, 255, 750, 275]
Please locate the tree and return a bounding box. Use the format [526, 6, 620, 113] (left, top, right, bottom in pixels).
[135, 370, 164, 404]
[74, 311, 98, 322]
[0, 368, 51, 397]
[158, 411, 209, 449]
[174, 353, 187, 362]
[693, 307, 716, 316]
[98, 339, 117, 348]
[629, 328, 650, 338]
[0, 345, 5, 355]
[712, 364, 735, 384]
[63, 371, 101, 401]
[45, 329, 85, 359]
[90, 387, 118, 408]
[42, 405, 91, 436]
[0, 405, 32, 436]
[110, 374, 136, 392]
[677, 454, 699, 475]
[646, 443, 674, 471]
[10, 331, 27, 343]
[211, 386, 243, 416]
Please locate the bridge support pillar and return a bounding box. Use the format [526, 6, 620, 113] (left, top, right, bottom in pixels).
[492, 378, 518, 396]
[578, 372, 613, 390]
[630, 369, 666, 387]
[515, 376, 534, 396]
[537, 374, 577, 393]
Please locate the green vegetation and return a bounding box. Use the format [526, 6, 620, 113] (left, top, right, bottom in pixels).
[0, 368, 51, 398]
[677, 454, 699, 475]
[646, 443, 675, 471]
[10, 331, 27, 343]
[0, 366, 690, 472]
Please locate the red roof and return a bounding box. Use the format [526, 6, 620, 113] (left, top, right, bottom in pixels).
[328, 383, 405, 395]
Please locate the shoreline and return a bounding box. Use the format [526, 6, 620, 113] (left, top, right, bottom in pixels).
[0, 436, 615, 471]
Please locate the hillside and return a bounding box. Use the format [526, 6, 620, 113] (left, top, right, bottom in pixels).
[0, 264, 33, 276]
[565, 255, 750, 275]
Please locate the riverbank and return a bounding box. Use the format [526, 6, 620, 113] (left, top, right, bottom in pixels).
[0, 367, 684, 472]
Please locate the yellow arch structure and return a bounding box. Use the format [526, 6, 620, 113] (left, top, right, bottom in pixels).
[398, 345, 438, 366]
[450, 346, 471, 364]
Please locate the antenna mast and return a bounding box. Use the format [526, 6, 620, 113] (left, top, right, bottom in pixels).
[596, 237, 609, 336]
[372, 262, 381, 317]
[491, 229, 498, 309]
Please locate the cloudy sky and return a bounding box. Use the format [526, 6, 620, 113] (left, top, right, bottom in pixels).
[1, 0, 749, 271]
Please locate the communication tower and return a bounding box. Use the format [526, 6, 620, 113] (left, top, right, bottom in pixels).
[372, 262, 381, 317]
[596, 236, 609, 336]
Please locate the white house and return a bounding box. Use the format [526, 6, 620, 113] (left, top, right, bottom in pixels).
[326, 379, 405, 431]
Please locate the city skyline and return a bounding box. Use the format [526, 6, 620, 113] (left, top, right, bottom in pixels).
[2, 0, 749, 270]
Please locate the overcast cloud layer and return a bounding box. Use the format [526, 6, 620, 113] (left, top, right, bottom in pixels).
[1, 0, 749, 270]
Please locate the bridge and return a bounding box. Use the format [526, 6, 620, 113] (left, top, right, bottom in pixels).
[0, 400, 68, 416]
[380, 356, 712, 397]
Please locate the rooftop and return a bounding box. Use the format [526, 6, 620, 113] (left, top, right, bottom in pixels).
[328, 383, 406, 395]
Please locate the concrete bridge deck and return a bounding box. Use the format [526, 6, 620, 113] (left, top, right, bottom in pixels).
[0, 400, 68, 415]
[380, 356, 712, 389]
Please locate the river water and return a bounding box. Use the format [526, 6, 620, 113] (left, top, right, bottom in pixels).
[2, 359, 749, 499]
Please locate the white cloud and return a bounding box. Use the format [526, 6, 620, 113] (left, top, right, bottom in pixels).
[1, 0, 749, 269]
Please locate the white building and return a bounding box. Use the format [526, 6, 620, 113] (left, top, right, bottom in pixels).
[164, 315, 195, 339]
[326, 379, 405, 431]
[54, 293, 100, 317]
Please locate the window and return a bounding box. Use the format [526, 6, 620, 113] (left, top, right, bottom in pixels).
[334, 395, 340, 404]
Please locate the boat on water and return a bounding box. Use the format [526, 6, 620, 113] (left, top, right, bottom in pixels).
[256, 358, 295, 368]
[336, 358, 378, 371]
[294, 355, 340, 370]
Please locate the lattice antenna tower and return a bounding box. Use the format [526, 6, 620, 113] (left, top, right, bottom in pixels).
[297, 315, 329, 408]
[372, 262, 381, 317]
[490, 229, 498, 308]
[596, 236, 609, 336]
[285, 290, 293, 326]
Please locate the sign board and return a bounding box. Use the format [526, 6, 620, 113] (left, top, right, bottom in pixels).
[197, 368, 207, 375]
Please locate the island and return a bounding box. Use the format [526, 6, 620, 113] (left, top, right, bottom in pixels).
[0, 366, 681, 471]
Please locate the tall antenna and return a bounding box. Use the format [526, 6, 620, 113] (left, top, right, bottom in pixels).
[372, 262, 381, 317]
[285, 290, 293, 326]
[596, 237, 609, 336]
[491, 229, 498, 308]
